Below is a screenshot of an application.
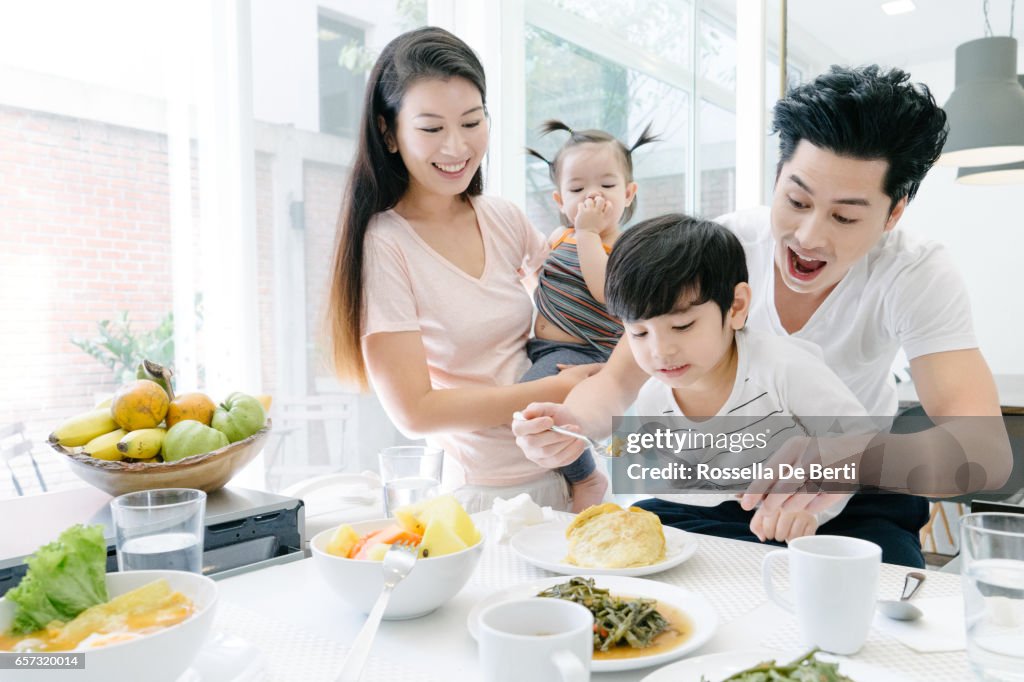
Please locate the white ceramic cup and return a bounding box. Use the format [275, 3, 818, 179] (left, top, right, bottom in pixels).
[478, 598, 593, 682]
[762, 535, 881, 654]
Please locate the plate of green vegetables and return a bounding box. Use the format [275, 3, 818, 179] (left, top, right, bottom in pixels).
[467, 575, 718, 672]
[639, 648, 905, 681]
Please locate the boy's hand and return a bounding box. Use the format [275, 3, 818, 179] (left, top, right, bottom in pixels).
[750, 504, 819, 543]
[512, 403, 587, 469]
[574, 195, 613, 234]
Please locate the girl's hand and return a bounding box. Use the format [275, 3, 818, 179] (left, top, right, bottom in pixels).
[574, 195, 613, 234]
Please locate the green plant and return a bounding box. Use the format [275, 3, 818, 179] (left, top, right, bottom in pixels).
[71, 297, 203, 384]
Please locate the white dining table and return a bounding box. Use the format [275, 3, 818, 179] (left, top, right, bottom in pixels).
[211, 511, 971, 681]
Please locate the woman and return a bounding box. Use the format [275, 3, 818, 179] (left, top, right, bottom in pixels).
[327, 27, 599, 512]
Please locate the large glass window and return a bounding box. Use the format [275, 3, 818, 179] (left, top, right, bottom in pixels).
[0, 0, 425, 500]
[318, 14, 366, 137]
[523, 25, 688, 231]
[523, 0, 740, 227]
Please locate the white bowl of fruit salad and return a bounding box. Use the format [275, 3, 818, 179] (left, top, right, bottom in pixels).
[310, 495, 484, 619]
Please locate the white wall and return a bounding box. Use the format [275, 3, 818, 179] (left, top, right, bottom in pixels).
[898, 55, 1024, 376]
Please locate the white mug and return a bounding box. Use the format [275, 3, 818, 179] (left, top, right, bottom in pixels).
[478, 598, 592, 682]
[762, 535, 881, 654]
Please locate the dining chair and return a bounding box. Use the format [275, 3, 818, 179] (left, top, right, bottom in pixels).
[0, 421, 49, 496]
[264, 394, 358, 491]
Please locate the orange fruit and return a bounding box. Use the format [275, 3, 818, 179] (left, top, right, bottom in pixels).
[166, 392, 217, 428]
[256, 394, 272, 412]
[111, 380, 170, 430]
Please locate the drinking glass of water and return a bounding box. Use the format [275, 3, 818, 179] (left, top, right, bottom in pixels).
[110, 488, 206, 573]
[379, 446, 443, 518]
[961, 512, 1024, 682]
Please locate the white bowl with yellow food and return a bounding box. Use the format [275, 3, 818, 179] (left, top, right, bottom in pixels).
[0, 569, 217, 682]
[310, 495, 484, 619]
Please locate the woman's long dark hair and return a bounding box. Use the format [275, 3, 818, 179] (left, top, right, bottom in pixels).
[327, 27, 487, 389]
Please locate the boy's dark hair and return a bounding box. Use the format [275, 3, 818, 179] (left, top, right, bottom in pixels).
[605, 214, 748, 323]
[772, 65, 948, 211]
[526, 120, 658, 225]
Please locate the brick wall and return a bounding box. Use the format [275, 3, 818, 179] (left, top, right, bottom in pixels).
[0, 104, 172, 442]
[0, 104, 281, 450]
[302, 161, 346, 385]
[254, 151, 277, 394]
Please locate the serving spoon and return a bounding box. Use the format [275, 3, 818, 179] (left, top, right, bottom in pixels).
[877, 571, 926, 621]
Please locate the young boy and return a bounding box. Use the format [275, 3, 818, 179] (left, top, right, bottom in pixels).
[601, 213, 868, 543]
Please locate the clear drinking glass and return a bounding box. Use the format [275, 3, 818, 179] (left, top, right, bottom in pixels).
[378, 446, 443, 518]
[961, 512, 1024, 681]
[110, 488, 206, 573]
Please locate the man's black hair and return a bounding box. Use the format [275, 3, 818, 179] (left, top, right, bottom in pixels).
[772, 65, 948, 210]
[605, 214, 748, 323]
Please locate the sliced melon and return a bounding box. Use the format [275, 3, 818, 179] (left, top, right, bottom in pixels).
[419, 517, 469, 558]
[394, 508, 425, 536]
[326, 524, 360, 558]
[414, 495, 481, 547]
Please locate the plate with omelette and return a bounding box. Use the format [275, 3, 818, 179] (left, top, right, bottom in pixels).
[510, 503, 698, 576]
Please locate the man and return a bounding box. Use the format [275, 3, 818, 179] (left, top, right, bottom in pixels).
[513, 65, 1012, 567]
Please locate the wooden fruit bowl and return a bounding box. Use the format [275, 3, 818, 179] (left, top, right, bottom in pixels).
[51, 421, 271, 497]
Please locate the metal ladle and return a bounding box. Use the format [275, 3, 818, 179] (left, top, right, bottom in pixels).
[877, 571, 926, 621]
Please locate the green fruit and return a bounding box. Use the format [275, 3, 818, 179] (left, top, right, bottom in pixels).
[163, 420, 229, 462]
[211, 392, 266, 443]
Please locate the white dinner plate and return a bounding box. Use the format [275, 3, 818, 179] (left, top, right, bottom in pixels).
[510, 520, 698, 576]
[639, 648, 906, 682]
[467, 575, 718, 673]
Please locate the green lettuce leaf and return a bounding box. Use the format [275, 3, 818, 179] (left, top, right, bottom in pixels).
[6, 524, 109, 634]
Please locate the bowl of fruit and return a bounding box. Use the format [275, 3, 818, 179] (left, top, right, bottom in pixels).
[48, 361, 271, 497]
[310, 494, 484, 619]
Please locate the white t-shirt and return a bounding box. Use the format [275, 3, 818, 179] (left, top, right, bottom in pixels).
[716, 207, 978, 416]
[361, 195, 550, 486]
[634, 328, 864, 521]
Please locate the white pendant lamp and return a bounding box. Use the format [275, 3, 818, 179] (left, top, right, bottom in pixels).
[938, 37, 1024, 167]
[956, 76, 1024, 183]
[956, 160, 1024, 183]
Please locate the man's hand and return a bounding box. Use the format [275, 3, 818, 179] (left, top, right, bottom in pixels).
[573, 195, 613, 234]
[512, 403, 587, 469]
[750, 503, 819, 542]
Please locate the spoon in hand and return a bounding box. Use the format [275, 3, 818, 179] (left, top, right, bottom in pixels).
[512, 412, 616, 457]
[877, 571, 926, 621]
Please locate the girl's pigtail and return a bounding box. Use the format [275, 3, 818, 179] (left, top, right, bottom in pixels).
[538, 119, 574, 137]
[525, 147, 552, 166]
[629, 122, 660, 153]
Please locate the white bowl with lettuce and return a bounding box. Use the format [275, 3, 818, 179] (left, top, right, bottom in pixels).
[0, 525, 217, 682]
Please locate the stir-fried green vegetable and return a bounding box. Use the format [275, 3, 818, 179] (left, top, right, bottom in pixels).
[536, 577, 670, 651]
[702, 649, 856, 681]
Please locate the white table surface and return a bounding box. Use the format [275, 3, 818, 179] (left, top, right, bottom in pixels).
[213, 511, 970, 681]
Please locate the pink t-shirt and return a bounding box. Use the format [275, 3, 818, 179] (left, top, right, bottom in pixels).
[361, 195, 549, 486]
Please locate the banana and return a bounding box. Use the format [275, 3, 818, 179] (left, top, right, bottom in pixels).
[117, 428, 166, 459]
[82, 428, 127, 461]
[49, 409, 119, 447]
